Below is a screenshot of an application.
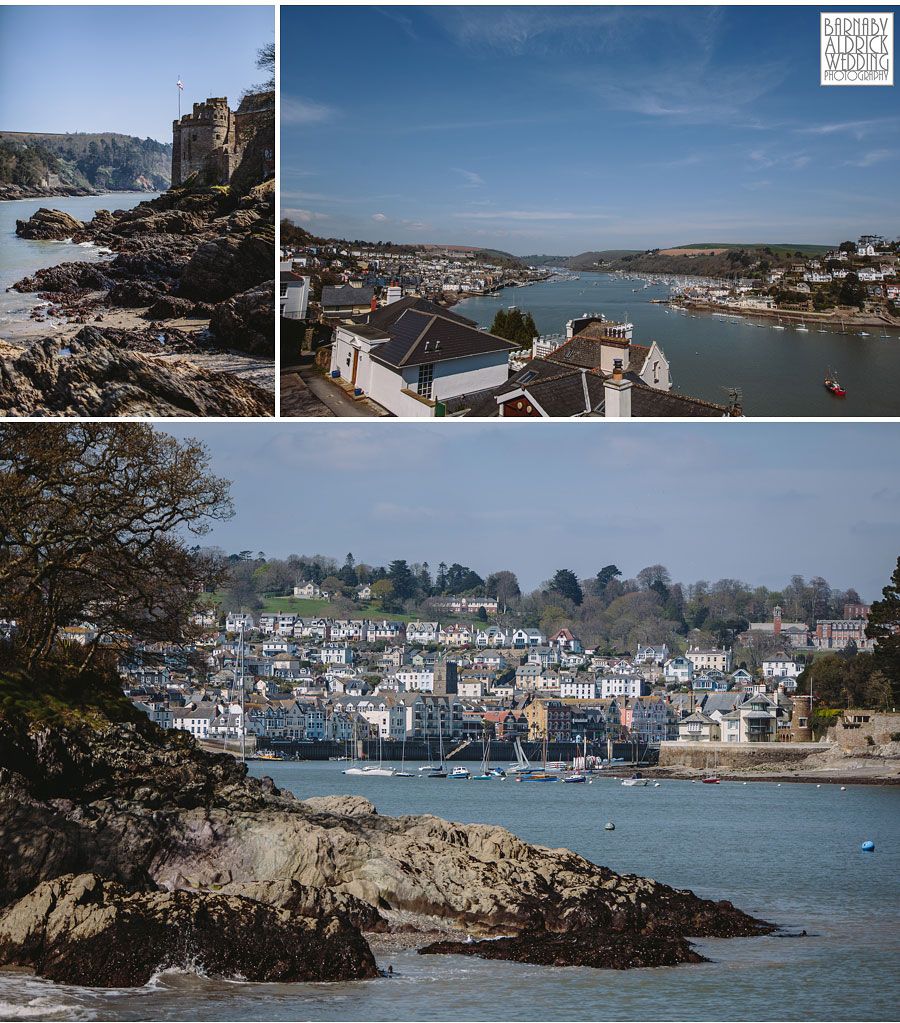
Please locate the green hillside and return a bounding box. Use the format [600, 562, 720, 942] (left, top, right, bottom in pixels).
[0, 131, 171, 191]
[677, 242, 831, 256]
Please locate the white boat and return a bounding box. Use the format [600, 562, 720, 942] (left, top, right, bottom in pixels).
[449, 766, 470, 780]
[622, 772, 649, 787]
[795, 323, 809, 332]
[343, 731, 394, 776]
[507, 736, 533, 775]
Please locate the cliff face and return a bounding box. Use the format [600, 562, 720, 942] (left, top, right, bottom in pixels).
[0, 709, 777, 984]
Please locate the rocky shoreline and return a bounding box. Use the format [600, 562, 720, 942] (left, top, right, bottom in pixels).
[0, 709, 780, 987]
[4, 182, 275, 415]
[0, 183, 100, 202]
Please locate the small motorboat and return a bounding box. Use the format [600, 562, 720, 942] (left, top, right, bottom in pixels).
[622, 773, 649, 787]
[562, 773, 586, 784]
[449, 766, 470, 780]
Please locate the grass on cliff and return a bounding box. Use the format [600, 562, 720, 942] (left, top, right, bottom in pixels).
[0, 645, 145, 732]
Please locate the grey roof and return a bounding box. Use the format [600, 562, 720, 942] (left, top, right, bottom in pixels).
[370, 308, 517, 369]
[352, 295, 477, 330]
[321, 285, 375, 307]
[463, 358, 730, 418]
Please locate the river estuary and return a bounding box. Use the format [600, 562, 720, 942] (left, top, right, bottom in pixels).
[2, 761, 898, 1021]
[458, 274, 900, 417]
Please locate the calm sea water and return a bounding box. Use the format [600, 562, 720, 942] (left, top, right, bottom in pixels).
[459, 275, 900, 417]
[0, 193, 158, 339]
[3, 761, 898, 1021]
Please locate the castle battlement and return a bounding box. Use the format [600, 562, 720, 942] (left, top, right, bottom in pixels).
[170, 91, 274, 189]
[171, 96, 237, 187]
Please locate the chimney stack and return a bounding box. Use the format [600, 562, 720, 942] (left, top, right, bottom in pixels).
[604, 358, 632, 418]
[773, 605, 782, 634]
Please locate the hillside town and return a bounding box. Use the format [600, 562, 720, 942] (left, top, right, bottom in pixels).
[665, 236, 900, 322]
[117, 595, 887, 757]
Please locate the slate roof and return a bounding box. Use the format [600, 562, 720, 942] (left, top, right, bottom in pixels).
[545, 336, 650, 375]
[463, 356, 729, 418]
[369, 308, 517, 369]
[352, 295, 477, 330]
[321, 285, 375, 307]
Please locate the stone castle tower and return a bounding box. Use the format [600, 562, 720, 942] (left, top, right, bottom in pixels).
[171, 97, 238, 187]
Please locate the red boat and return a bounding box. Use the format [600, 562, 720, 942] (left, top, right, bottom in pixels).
[825, 368, 846, 396]
[701, 777, 720, 784]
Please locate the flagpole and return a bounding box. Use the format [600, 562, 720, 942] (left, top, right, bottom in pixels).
[178, 74, 181, 119]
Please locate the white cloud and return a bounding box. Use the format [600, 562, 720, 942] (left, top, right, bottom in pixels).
[844, 149, 896, 168]
[371, 213, 389, 222]
[453, 167, 485, 187]
[282, 207, 330, 223]
[281, 96, 336, 126]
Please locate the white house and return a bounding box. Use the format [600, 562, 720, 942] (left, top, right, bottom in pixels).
[320, 642, 353, 665]
[600, 675, 647, 699]
[407, 621, 440, 645]
[664, 655, 693, 684]
[560, 679, 600, 699]
[280, 270, 310, 320]
[763, 658, 803, 680]
[329, 297, 517, 417]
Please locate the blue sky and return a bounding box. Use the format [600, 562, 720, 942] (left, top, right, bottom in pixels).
[164, 422, 900, 602]
[282, 5, 898, 253]
[0, 5, 273, 142]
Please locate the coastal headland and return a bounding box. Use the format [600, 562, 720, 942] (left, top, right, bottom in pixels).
[0, 665, 779, 987]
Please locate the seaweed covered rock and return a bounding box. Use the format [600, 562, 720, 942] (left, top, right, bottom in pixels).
[419, 928, 709, 969]
[0, 873, 379, 987]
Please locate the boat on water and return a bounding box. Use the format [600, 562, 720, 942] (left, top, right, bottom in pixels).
[825, 367, 846, 396]
[563, 731, 589, 782]
[507, 735, 534, 775]
[858, 331, 871, 337]
[702, 751, 720, 784]
[518, 735, 559, 783]
[472, 736, 494, 780]
[343, 730, 395, 776]
[796, 323, 809, 332]
[257, 752, 284, 761]
[622, 772, 650, 787]
[449, 765, 470, 780]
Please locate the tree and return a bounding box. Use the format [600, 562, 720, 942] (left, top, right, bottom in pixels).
[549, 569, 582, 606]
[866, 554, 900, 703]
[486, 570, 520, 611]
[595, 564, 621, 592]
[388, 559, 417, 601]
[0, 424, 233, 673]
[370, 579, 395, 608]
[255, 41, 275, 90]
[637, 565, 671, 590]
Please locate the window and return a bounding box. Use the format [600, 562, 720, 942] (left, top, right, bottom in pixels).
[417, 362, 434, 399]
[280, 284, 288, 297]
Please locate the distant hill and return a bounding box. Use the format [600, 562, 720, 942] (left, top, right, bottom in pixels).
[0, 132, 171, 192]
[675, 242, 832, 257]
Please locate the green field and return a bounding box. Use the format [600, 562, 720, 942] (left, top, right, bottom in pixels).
[677, 242, 831, 256]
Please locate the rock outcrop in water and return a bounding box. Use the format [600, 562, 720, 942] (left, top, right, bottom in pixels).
[0, 873, 378, 987]
[14, 208, 84, 240]
[0, 703, 777, 986]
